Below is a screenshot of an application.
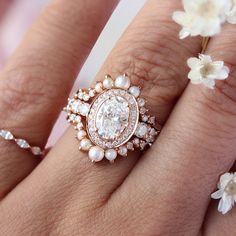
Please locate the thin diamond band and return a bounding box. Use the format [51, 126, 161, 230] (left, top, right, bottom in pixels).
[0, 129, 44, 156]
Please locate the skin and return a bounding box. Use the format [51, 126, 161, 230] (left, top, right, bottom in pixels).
[0, 0, 236, 235]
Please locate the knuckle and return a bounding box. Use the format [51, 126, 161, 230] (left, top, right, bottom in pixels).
[0, 65, 60, 122]
[200, 62, 236, 118]
[105, 23, 193, 108]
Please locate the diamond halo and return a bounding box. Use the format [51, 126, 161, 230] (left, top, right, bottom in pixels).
[64, 74, 160, 163]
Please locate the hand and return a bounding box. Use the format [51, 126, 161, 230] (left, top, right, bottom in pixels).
[0, 0, 236, 235]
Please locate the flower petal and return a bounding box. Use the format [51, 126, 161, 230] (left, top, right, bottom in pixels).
[179, 28, 190, 39]
[219, 173, 234, 189]
[216, 67, 230, 80]
[211, 61, 224, 70]
[211, 189, 224, 199]
[172, 11, 188, 26]
[188, 69, 202, 82]
[199, 54, 212, 64]
[187, 58, 201, 69]
[218, 195, 234, 214]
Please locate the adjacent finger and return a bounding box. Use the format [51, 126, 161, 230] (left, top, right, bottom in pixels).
[0, 0, 118, 198]
[113, 23, 236, 235]
[200, 27, 236, 236]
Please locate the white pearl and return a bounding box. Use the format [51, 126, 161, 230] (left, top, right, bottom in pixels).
[129, 86, 140, 98]
[88, 146, 104, 162]
[105, 149, 117, 161]
[115, 76, 131, 90]
[95, 82, 103, 93]
[80, 138, 92, 151]
[103, 78, 114, 89]
[77, 130, 86, 140]
[76, 122, 83, 130]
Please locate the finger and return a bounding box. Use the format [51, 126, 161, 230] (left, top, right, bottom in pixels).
[0, 0, 203, 232]
[0, 0, 118, 198]
[202, 26, 236, 233]
[41, 0, 202, 195]
[113, 24, 236, 235]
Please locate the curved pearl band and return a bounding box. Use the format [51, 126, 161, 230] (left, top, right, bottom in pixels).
[64, 74, 161, 163]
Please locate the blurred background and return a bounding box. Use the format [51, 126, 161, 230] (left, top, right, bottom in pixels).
[0, 0, 146, 145]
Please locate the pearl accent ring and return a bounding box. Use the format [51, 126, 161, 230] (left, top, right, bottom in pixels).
[64, 74, 161, 163]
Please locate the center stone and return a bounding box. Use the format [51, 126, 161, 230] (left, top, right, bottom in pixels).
[95, 96, 130, 140]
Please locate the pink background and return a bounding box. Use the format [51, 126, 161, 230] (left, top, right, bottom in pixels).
[0, 0, 146, 145]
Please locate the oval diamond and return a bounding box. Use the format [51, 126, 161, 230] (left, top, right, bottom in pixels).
[87, 89, 139, 149]
[95, 96, 129, 140]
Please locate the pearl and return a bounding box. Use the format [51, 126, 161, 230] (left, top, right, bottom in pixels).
[76, 122, 83, 130]
[105, 149, 117, 161]
[95, 82, 103, 93]
[80, 138, 92, 151]
[88, 146, 104, 162]
[129, 86, 140, 98]
[77, 130, 86, 140]
[115, 75, 131, 90]
[103, 77, 114, 89]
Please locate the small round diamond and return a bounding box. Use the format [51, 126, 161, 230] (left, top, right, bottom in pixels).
[89, 89, 96, 97]
[79, 103, 90, 116]
[83, 94, 90, 101]
[135, 123, 148, 138]
[118, 146, 128, 156]
[127, 142, 134, 150]
[74, 116, 82, 123]
[71, 100, 82, 113]
[137, 98, 145, 107]
[129, 86, 140, 98]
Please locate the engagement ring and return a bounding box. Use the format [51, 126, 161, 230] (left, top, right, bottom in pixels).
[64, 74, 161, 163]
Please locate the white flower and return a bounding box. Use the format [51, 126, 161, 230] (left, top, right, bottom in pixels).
[211, 173, 236, 214]
[172, 0, 229, 39]
[225, 0, 236, 23]
[187, 54, 229, 89]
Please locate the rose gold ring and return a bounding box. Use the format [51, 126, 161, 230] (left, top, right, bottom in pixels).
[64, 74, 161, 163]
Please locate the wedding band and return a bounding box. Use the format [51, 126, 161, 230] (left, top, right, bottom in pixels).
[0, 129, 44, 156]
[64, 74, 161, 163]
